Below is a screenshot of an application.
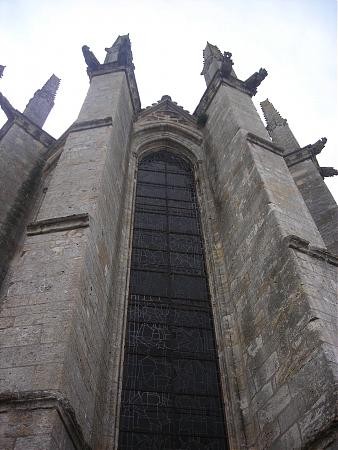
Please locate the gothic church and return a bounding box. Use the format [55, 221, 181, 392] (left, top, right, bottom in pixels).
[0, 35, 337, 449]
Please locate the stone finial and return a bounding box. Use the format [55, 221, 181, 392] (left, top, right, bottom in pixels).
[82, 45, 100, 72]
[201, 42, 223, 75]
[201, 42, 236, 85]
[0, 65, 5, 78]
[244, 68, 268, 95]
[320, 167, 338, 178]
[260, 98, 300, 150]
[260, 98, 287, 129]
[23, 74, 60, 128]
[104, 34, 134, 67]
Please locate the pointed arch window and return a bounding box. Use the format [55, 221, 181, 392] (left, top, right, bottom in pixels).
[118, 150, 228, 449]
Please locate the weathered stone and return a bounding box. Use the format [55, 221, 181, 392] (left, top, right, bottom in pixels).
[0, 37, 337, 450]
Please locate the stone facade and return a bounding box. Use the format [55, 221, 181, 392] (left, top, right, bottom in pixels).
[0, 36, 337, 449]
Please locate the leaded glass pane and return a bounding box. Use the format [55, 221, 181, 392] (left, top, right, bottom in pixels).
[118, 150, 228, 449]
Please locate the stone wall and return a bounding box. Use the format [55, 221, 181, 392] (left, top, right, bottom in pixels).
[0, 56, 337, 450]
[0, 68, 135, 448]
[289, 159, 338, 255]
[0, 121, 52, 286]
[202, 81, 337, 449]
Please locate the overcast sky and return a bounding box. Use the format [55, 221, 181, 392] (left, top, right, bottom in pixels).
[0, 0, 337, 200]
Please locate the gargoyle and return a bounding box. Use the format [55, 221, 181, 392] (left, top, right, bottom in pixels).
[0, 65, 5, 78]
[0, 92, 16, 120]
[82, 45, 100, 71]
[244, 68, 268, 95]
[304, 137, 327, 156]
[320, 167, 338, 178]
[220, 52, 233, 78]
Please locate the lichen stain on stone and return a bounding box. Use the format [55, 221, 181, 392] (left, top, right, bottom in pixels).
[247, 336, 264, 357]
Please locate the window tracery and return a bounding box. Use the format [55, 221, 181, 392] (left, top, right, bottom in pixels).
[118, 150, 228, 449]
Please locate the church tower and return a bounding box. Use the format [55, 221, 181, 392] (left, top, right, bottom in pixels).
[0, 36, 337, 449]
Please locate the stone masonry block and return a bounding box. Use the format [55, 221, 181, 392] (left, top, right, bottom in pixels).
[253, 352, 280, 390]
[257, 384, 291, 429]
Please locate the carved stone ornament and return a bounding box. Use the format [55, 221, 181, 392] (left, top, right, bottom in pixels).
[244, 68, 268, 95]
[304, 137, 327, 156]
[82, 45, 100, 71]
[220, 52, 234, 78]
[104, 36, 133, 67]
[320, 167, 338, 178]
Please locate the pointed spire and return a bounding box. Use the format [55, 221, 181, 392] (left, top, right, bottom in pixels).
[104, 34, 133, 67]
[23, 74, 60, 128]
[260, 98, 300, 151]
[201, 42, 223, 72]
[0, 65, 5, 78]
[260, 99, 286, 128]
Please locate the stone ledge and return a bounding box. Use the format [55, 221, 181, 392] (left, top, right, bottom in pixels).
[284, 147, 314, 168]
[27, 213, 89, 236]
[14, 114, 56, 147]
[285, 235, 338, 266]
[0, 113, 55, 148]
[70, 117, 113, 133]
[246, 133, 284, 156]
[0, 390, 91, 450]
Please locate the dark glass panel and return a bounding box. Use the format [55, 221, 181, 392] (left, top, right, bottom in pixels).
[168, 215, 199, 234]
[138, 159, 166, 172]
[167, 198, 196, 210]
[132, 230, 167, 251]
[123, 354, 172, 392]
[137, 183, 166, 198]
[130, 270, 170, 297]
[167, 172, 193, 187]
[167, 186, 194, 202]
[134, 212, 167, 231]
[170, 252, 204, 276]
[127, 302, 212, 329]
[137, 169, 166, 185]
[132, 248, 168, 270]
[171, 273, 208, 300]
[169, 233, 203, 254]
[135, 196, 166, 208]
[119, 150, 228, 449]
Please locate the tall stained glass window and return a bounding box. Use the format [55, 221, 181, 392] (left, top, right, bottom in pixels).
[118, 150, 228, 449]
